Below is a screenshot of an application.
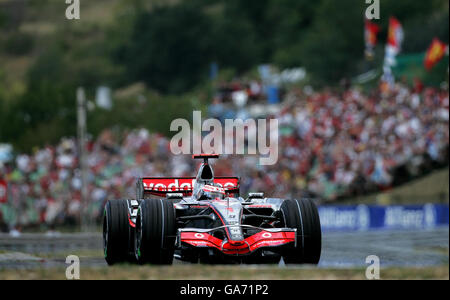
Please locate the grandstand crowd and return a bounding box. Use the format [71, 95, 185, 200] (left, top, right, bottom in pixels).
[0, 81, 448, 230]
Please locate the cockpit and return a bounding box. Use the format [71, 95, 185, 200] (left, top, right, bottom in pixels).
[199, 184, 226, 200]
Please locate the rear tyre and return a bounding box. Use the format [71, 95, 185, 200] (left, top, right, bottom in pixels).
[280, 198, 321, 264]
[103, 199, 131, 265]
[135, 199, 176, 264]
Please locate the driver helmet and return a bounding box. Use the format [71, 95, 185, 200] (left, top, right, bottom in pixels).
[201, 184, 225, 200]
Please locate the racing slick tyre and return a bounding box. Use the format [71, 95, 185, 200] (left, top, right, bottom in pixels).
[103, 199, 132, 265]
[135, 199, 176, 265]
[280, 198, 321, 265]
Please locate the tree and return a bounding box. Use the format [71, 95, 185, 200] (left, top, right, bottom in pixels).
[117, 4, 214, 94]
[209, 14, 261, 72]
[298, 0, 365, 84]
[1, 79, 76, 151]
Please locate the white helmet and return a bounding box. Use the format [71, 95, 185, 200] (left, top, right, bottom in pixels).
[200, 184, 225, 200]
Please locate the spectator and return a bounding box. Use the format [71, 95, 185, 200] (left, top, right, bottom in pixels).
[0, 82, 448, 228]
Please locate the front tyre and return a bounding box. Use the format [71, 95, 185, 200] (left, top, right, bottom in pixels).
[135, 199, 176, 264]
[281, 198, 321, 264]
[103, 199, 131, 265]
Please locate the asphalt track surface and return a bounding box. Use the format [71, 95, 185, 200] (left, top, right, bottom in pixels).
[0, 227, 448, 270]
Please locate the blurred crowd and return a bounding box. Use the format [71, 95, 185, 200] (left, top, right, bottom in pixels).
[0, 81, 448, 230]
[261, 81, 449, 200]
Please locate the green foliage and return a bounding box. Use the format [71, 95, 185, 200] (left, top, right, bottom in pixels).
[115, 4, 214, 94]
[27, 45, 67, 84]
[0, 10, 7, 28]
[223, 0, 317, 65]
[209, 15, 261, 72]
[3, 32, 34, 56]
[88, 93, 197, 139]
[112, 0, 325, 92]
[1, 79, 76, 151]
[296, 0, 366, 84]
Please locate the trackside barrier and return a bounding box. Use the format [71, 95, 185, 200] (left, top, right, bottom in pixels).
[318, 204, 449, 231]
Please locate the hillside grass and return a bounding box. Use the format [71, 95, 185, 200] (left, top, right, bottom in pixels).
[1, 0, 121, 85]
[345, 167, 449, 205]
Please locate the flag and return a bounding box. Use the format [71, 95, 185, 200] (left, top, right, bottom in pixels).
[365, 19, 380, 59]
[382, 17, 404, 86]
[0, 179, 7, 204]
[424, 38, 448, 71]
[387, 17, 404, 54]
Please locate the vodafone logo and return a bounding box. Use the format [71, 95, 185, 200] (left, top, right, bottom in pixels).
[261, 232, 272, 238]
[194, 233, 205, 239]
[142, 178, 238, 191]
[143, 179, 194, 191]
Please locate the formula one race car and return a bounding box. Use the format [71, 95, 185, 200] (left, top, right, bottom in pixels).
[103, 154, 321, 265]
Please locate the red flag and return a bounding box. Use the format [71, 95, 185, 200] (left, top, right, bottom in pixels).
[365, 19, 380, 59]
[387, 17, 404, 53]
[424, 38, 448, 71]
[0, 179, 7, 204]
[365, 19, 380, 48]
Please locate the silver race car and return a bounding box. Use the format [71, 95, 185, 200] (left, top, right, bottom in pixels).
[103, 154, 321, 265]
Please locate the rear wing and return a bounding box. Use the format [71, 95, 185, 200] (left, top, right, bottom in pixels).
[136, 177, 240, 198]
[192, 154, 219, 160]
